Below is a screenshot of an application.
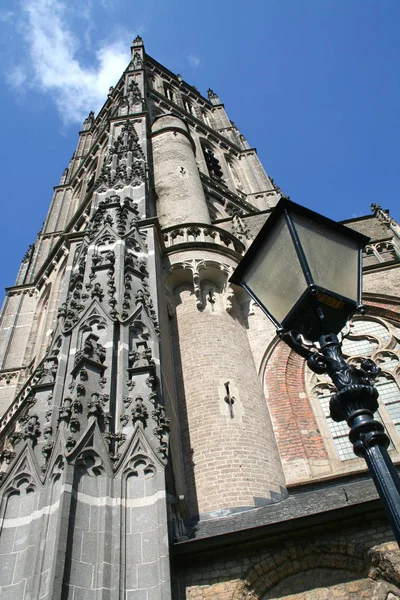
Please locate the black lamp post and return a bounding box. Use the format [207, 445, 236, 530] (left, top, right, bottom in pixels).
[230, 197, 400, 546]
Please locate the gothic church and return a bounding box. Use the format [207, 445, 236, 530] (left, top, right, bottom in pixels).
[0, 37, 400, 599]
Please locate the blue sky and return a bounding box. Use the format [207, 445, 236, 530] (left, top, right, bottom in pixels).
[0, 0, 399, 300]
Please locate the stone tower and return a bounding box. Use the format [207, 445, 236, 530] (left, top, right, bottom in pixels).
[2, 37, 400, 600]
[0, 37, 285, 599]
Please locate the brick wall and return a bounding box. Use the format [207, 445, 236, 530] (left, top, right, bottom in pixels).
[170, 279, 285, 518]
[265, 341, 329, 484]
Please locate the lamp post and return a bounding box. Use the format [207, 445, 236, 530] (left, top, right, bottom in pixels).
[230, 197, 400, 546]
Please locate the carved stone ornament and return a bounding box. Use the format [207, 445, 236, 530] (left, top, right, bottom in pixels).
[152, 405, 170, 460]
[75, 338, 106, 365]
[130, 51, 143, 70]
[95, 121, 146, 191]
[19, 414, 40, 443]
[127, 80, 142, 109]
[131, 396, 149, 425]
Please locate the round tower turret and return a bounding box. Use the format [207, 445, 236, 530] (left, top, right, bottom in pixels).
[151, 115, 211, 228]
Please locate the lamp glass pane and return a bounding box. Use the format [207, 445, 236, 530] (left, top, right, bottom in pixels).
[243, 214, 307, 324]
[291, 213, 360, 302]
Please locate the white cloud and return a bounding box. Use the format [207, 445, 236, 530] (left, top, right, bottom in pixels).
[7, 66, 27, 88]
[13, 0, 133, 125]
[188, 54, 200, 68]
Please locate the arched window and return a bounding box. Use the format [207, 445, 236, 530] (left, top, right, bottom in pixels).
[163, 83, 174, 102]
[310, 316, 400, 461]
[225, 155, 243, 192]
[202, 110, 211, 127]
[182, 96, 193, 115]
[201, 143, 224, 183]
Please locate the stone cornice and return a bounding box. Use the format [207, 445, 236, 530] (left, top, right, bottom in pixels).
[162, 223, 245, 260]
[172, 474, 387, 556]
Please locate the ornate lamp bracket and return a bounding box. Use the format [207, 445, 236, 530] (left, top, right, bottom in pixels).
[279, 326, 400, 546]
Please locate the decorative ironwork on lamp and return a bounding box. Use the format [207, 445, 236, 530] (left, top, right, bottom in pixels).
[230, 198, 400, 546]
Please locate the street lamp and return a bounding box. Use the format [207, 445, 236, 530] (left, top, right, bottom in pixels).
[230, 197, 400, 546]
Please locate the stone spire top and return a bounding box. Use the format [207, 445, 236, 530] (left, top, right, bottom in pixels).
[132, 34, 143, 46]
[207, 88, 221, 105]
[130, 35, 145, 63]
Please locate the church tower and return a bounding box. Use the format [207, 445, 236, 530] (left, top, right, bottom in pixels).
[0, 37, 285, 599]
[2, 37, 400, 600]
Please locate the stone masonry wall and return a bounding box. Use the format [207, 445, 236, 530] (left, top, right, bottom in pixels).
[364, 265, 400, 297]
[175, 520, 400, 599]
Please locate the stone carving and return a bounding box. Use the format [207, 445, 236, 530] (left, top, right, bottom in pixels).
[66, 437, 76, 452]
[87, 203, 108, 241]
[91, 253, 103, 267]
[127, 378, 136, 391]
[131, 396, 149, 426]
[87, 392, 107, 417]
[146, 373, 157, 388]
[105, 249, 115, 264]
[123, 396, 133, 408]
[0, 449, 16, 469]
[134, 289, 146, 306]
[58, 267, 86, 330]
[193, 272, 202, 309]
[120, 414, 130, 427]
[32, 359, 58, 386]
[69, 418, 80, 433]
[41, 425, 54, 464]
[127, 80, 142, 110]
[0, 370, 19, 386]
[167, 259, 234, 314]
[91, 283, 104, 301]
[116, 201, 130, 235]
[152, 405, 170, 460]
[128, 350, 140, 368]
[104, 433, 126, 464]
[9, 430, 23, 448]
[72, 398, 83, 413]
[75, 337, 106, 365]
[95, 121, 146, 191]
[106, 265, 117, 319]
[22, 243, 35, 263]
[129, 345, 154, 369]
[130, 51, 143, 70]
[19, 414, 40, 443]
[59, 397, 72, 424]
[76, 384, 86, 397]
[269, 175, 284, 196]
[98, 376, 107, 389]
